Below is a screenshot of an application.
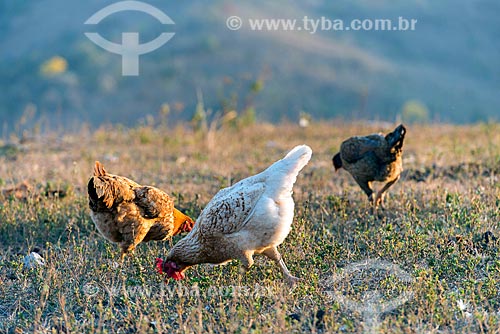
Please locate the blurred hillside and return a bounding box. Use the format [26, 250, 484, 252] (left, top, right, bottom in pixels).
[1, 0, 499, 134]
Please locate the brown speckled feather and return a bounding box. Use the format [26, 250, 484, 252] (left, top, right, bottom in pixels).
[88, 161, 195, 259]
[199, 186, 263, 237]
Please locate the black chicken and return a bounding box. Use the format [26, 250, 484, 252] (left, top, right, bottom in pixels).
[333, 124, 406, 211]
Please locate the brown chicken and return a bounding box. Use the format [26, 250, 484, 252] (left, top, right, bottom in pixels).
[1, 181, 32, 201]
[1, 181, 68, 201]
[156, 145, 312, 285]
[88, 161, 195, 260]
[332, 124, 406, 211]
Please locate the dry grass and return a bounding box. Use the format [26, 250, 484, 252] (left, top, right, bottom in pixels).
[0, 121, 499, 333]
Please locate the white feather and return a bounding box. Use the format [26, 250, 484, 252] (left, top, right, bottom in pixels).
[23, 252, 45, 269]
[192, 145, 312, 252]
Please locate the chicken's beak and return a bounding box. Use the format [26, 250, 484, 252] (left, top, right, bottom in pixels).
[163, 261, 189, 281]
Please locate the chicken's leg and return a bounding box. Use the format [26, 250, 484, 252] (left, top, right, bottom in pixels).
[262, 247, 300, 286]
[120, 243, 136, 262]
[240, 250, 255, 271]
[353, 177, 375, 204]
[374, 176, 400, 210]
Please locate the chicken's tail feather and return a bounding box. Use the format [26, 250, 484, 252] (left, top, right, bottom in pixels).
[283, 144, 312, 162]
[172, 208, 195, 235]
[278, 144, 312, 175]
[386, 124, 406, 150]
[332, 153, 342, 171]
[264, 145, 312, 193]
[89, 161, 115, 209]
[94, 161, 107, 177]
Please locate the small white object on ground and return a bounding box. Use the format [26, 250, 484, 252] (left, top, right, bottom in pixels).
[23, 252, 45, 269]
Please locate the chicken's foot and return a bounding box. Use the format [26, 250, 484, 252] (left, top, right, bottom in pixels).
[263, 247, 300, 286]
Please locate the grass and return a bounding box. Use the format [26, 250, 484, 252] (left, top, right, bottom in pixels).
[0, 121, 499, 333]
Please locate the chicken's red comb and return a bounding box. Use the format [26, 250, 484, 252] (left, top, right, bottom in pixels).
[155, 258, 164, 274]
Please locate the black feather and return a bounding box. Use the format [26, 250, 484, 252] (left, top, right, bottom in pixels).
[87, 178, 98, 210]
[332, 153, 343, 170]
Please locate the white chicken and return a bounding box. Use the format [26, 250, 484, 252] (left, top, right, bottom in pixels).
[156, 145, 312, 285]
